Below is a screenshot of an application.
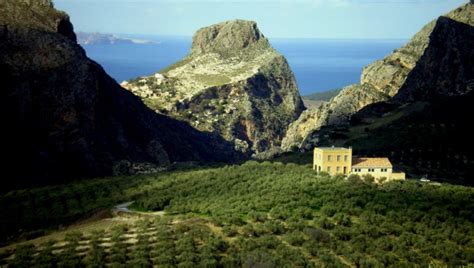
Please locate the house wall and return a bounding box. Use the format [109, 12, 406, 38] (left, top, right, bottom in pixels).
[390, 172, 406, 181]
[352, 169, 406, 182]
[313, 148, 352, 175]
[351, 167, 392, 179]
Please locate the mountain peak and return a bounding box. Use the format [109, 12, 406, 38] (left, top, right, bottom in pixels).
[191, 19, 270, 56]
[0, 0, 75, 42]
[126, 19, 303, 155]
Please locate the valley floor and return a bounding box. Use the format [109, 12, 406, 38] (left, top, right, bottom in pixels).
[1, 159, 473, 267]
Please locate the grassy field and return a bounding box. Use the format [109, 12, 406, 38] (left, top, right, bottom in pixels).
[1, 159, 473, 267]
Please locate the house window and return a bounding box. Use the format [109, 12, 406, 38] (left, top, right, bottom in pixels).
[368, 168, 375, 172]
[337, 155, 341, 161]
[381, 168, 388, 172]
[327, 167, 331, 172]
[328, 155, 332, 161]
[353, 168, 361, 172]
[344, 155, 348, 162]
[336, 166, 340, 172]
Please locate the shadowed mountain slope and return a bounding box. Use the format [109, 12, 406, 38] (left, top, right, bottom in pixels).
[0, 0, 243, 189]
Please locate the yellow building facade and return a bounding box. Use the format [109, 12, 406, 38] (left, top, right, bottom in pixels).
[313, 147, 352, 175]
[313, 147, 406, 181]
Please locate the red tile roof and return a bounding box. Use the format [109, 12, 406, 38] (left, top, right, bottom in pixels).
[352, 157, 392, 168]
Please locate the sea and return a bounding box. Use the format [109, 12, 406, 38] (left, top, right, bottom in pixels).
[81, 36, 406, 96]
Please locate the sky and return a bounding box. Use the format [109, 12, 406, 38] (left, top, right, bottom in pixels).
[55, 0, 467, 39]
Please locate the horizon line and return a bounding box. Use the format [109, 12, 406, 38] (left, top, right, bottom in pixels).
[78, 31, 410, 41]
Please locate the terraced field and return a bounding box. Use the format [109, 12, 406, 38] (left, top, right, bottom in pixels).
[1, 161, 473, 267]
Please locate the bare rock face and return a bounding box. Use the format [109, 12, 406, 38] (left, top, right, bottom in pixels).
[0, 0, 76, 41]
[360, 4, 473, 97]
[393, 16, 474, 102]
[191, 20, 268, 56]
[19, 0, 54, 7]
[126, 20, 304, 156]
[0, 0, 242, 189]
[281, 3, 474, 151]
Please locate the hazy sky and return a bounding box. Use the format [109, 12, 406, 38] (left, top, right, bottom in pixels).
[55, 0, 467, 39]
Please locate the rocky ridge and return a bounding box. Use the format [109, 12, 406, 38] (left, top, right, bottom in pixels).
[282, 3, 474, 151]
[0, 0, 242, 189]
[125, 20, 304, 155]
[316, 16, 474, 183]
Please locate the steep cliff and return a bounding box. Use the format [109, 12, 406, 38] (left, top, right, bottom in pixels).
[282, 3, 474, 151]
[0, 0, 242, 189]
[288, 15, 474, 183]
[125, 20, 304, 155]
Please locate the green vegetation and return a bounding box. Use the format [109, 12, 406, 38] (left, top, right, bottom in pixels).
[0, 175, 152, 244]
[303, 88, 342, 102]
[1, 160, 474, 266]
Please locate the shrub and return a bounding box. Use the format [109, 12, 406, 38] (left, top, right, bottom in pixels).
[222, 226, 239, 237]
[284, 231, 305, 246]
[318, 171, 330, 178]
[294, 207, 313, 219]
[347, 174, 361, 183]
[35, 240, 57, 267]
[318, 217, 335, 230]
[304, 228, 331, 244]
[11, 244, 35, 267]
[249, 211, 267, 222]
[334, 213, 352, 227]
[321, 206, 337, 217]
[269, 207, 290, 220]
[363, 174, 375, 184]
[263, 220, 285, 235]
[302, 240, 319, 256]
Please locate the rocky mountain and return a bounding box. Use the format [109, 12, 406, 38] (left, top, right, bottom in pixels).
[282, 3, 474, 151]
[0, 0, 243, 189]
[76, 32, 155, 45]
[125, 20, 305, 156]
[284, 6, 474, 183]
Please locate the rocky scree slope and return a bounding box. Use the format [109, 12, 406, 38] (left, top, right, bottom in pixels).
[282, 3, 474, 151]
[125, 20, 305, 156]
[0, 0, 242, 189]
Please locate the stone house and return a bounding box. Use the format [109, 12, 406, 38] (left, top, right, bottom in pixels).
[313, 146, 405, 182]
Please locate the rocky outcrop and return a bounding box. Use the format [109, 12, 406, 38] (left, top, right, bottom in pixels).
[393, 17, 474, 102]
[360, 4, 473, 97]
[283, 84, 389, 150]
[282, 3, 474, 151]
[0, 0, 76, 41]
[0, 0, 242, 189]
[126, 20, 304, 156]
[319, 16, 474, 182]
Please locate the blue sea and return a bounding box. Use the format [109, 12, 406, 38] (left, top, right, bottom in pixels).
[82, 36, 405, 96]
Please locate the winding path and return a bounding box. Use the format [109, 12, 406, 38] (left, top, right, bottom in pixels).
[113, 201, 165, 216]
